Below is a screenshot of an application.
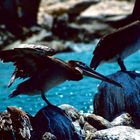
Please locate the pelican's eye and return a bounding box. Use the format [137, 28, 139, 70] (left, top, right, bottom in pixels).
[77, 62, 88, 69]
[75, 67, 83, 74]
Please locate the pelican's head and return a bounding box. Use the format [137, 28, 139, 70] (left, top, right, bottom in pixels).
[68, 60, 122, 88]
[68, 60, 88, 74]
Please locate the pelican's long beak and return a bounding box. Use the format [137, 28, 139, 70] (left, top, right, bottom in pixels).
[77, 64, 122, 88]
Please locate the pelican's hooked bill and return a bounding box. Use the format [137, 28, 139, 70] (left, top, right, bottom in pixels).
[68, 60, 122, 88]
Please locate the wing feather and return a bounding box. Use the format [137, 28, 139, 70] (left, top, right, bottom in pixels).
[0, 44, 56, 81]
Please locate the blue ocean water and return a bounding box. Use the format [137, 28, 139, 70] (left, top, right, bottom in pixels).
[0, 42, 140, 115]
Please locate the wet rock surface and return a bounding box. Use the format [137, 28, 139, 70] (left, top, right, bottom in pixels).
[111, 113, 134, 127]
[85, 114, 112, 130]
[0, 106, 32, 140]
[59, 104, 81, 121]
[0, 103, 139, 140]
[93, 126, 140, 140]
[94, 71, 140, 128]
[30, 105, 82, 140]
[0, 0, 134, 51]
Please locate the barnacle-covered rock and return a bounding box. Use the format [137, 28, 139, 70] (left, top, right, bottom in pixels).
[7, 106, 32, 140]
[92, 126, 140, 140]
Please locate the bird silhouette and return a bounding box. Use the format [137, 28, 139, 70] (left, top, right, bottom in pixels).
[0, 44, 122, 105]
[90, 20, 140, 73]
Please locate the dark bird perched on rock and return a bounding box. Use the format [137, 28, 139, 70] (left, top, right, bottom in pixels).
[0, 44, 122, 105]
[90, 20, 140, 74]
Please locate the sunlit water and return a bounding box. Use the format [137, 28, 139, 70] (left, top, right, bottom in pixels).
[0, 42, 140, 115]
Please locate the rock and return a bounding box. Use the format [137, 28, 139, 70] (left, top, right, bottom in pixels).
[111, 113, 134, 127]
[51, 15, 106, 42]
[51, 15, 87, 41]
[72, 120, 85, 139]
[48, 0, 134, 41]
[83, 121, 97, 133]
[42, 132, 57, 140]
[38, 13, 54, 30]
[92, 126, 140, 140]
[59, 104, 80, 121]
[80, 0, 133, 19]
[3, 29, 73, 53]
[41, 0, 99, 17]
[7, 106, 32, 140]
[0, 112, 14, 139]
[85, 114, 112, 130]
[0, 0, 41, 37]
[105, 0, 140, 28]
[66, 0, 100, 21]
[94, 71, 140, 128]
[76, 0, 134, 38]
[83, 122, 97, 140]
[44, 40, 73, 53]
[0, 26, 17, 49]
[31, 105, 83, 140]
[79, 115, 86, 128]
[0, 106, 32, 140]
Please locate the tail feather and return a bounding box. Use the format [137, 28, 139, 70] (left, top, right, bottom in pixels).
[9, 90, 20, 98]
[8, 72, 16, 87]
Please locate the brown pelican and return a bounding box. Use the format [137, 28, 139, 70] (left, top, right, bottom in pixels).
[90, 20, 140, 73]
[0, 44, 122, 105]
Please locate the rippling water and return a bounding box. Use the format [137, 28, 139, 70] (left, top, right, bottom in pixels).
[0, 42, 140, 115]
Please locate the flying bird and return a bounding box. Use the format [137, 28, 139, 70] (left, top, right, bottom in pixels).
[90, 20, 140, 72]
[0, 44, 122, 105]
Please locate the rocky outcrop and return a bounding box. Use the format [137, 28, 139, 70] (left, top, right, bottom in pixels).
[85, 114, 112, 130]
[0, 106, 32, 140]
[93, 126, 140, 140]
[94, 71, 140, 128]
[30, 105, 82, 140]
[0, 104, 139, 140]
[39, 0, 100, 17]
[59, 104, 81, 121]
[1, 0, 134, 51]
[111, 113, 134, 127]
[39, 0, 133, 41]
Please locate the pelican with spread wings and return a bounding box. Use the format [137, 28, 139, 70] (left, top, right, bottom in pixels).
[0, 44, 122, 105]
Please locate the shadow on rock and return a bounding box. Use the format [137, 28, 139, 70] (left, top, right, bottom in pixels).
[31, 105, 83, 140]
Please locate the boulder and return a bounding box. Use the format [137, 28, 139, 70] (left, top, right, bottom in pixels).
[42, 0, 100, 17]
[0, 112, 14, 139]
[0, 106, 32, 140]
[92, 126, 140, 140]
[105, 0, 140, 28]
[85, 114, 112, 130]
[42, 132, 57, 140]
[7, 106, 32, 140]
[94, 71, 140, 128]
[111, 113, 134, 127]
[59, 104, 81, 121]
[83, 122, 97, 140]
[30, 105, 83, 140]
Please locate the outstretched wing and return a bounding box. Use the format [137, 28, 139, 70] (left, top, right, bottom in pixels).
[0, 44, 57, 86]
